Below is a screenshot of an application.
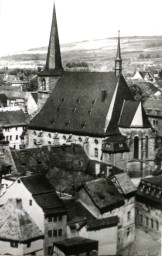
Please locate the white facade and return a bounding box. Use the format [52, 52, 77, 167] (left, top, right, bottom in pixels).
[3, 126, 25, 149]
[0, 179, 45, 232]
[0, 239, 43, 255]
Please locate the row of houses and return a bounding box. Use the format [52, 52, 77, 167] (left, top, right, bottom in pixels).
[0, 143, 161, 255]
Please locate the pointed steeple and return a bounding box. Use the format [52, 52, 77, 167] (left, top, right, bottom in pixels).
[45, 3, 63, 71]
[115, 30, 122, 77]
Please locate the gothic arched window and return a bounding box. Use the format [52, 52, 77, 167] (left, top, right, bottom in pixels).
[42, 78, 46, 91]
[134, 136, 139, 159]
[146, 136, 148, 158]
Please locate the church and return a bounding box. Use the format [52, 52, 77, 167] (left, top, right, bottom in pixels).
[27, 4, 156, 177]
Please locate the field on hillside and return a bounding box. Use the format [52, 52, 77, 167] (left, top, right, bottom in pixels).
[1, 36, 162, 74]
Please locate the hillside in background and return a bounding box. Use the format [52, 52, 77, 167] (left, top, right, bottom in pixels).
[1, 36, 162, 73]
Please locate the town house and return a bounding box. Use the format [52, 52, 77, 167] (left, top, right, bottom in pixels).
[0, 174, 67, 255]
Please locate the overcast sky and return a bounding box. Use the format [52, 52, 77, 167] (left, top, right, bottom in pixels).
[0, 0, 162, 56]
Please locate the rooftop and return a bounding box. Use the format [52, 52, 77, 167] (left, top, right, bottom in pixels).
[82, 178, 124, 213]
[29, 73, 134, 137]
[0, 110, 27, 128]
[87, 216, 119, 231]
[0, 198, 43, 242]
[54, 237, 98, 255]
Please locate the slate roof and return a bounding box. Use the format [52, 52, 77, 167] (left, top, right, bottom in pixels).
[87, 216, 119, 231]
[54, 237, 98, 255]
[0, 198, 43, 242]
[82, 178, 124, 213]
[20, 174, 55, 195]
[29, 73, 134, 137]
[20, 174, 66, 214]
[11, 144, 89, 176]
[118, 100, 151, 128]
[0, 110, 27, 128]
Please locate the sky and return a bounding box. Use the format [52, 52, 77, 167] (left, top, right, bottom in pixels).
[0, 0, 162, 56]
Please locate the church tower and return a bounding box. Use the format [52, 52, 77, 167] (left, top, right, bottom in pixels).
[115, 30, 122, 77]
[38, 3, 64, 110]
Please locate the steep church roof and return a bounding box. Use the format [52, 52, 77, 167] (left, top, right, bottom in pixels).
[29, 73, 134, 137]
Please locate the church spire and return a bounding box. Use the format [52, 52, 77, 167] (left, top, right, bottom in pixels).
[115, 30, 122, 77]
[45, 3, 63, 71]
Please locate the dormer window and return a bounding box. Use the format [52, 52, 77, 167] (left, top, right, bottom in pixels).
[65, 120, 70, 126]
[106, 143, 111, 148]
[92, 99, 96, 105]
[60, 98, 65, 103]
[72, 108, 77, 113]
[88, 109, 92, 114]
[76, 98, 80, 104]
[119, 143, 123, 148]
[81, 121, 86, 128]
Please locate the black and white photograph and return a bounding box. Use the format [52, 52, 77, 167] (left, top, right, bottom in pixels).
[0, 0, 161, 255]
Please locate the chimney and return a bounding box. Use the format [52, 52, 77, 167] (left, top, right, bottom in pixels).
[101, 89, 107, 102]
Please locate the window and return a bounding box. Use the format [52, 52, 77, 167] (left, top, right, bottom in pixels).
[42, 78, 46, 91]
[48, 217, 52, 222]
[13, 145, 16, 149]
[119, 143, 123, 148]
[11, 242, 18, 248]
[146, 217, 149, 227]
[134, 136, 139, 159]
[108, 153, 112, 160]
[48, 133, 52, 138]
[121, 153, 124, 160]
[140, 214, 143, 224]
[127, 211, 131, 221]
[53, 230, 57, 237]
[16, 127, 18, 131]
[48, 230, 52, 238]
[151, 219, 154, 229]
[58, 229, 62, 237]
[94, 139, 98, 145]
[16, 135, 18, 140]
[6, 136, 9, 141]
[127, 227, 131, 237]
[17, 179, 20, 183]
[95, 148, 98, 158]
[58, 215, 62, 221]
[27, 242, 31, 248]
[10, 135, 12, 141]
[48, 246, 53, 255]
[156, 220, 159, 231]
[63, 135, 66, 140]
[29, 200, 32, 206]
[146, 136, 148, 158]
[54, 215, 57, 222]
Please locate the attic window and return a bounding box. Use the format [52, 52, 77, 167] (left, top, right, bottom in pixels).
[60, 98, 65, 103]
[92, 99, 96, 105]
[81, 121, 86, 128]
[17, 180, 20, 183]
[96, 191, 105, 200]
[76, 98, 80, 104]
[57, 107, 61, 112]
[119, 143, 123, 148]
[65, 120, 70, 126]
[88, 109, 92, 114]
[72, 108, 77, 113]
